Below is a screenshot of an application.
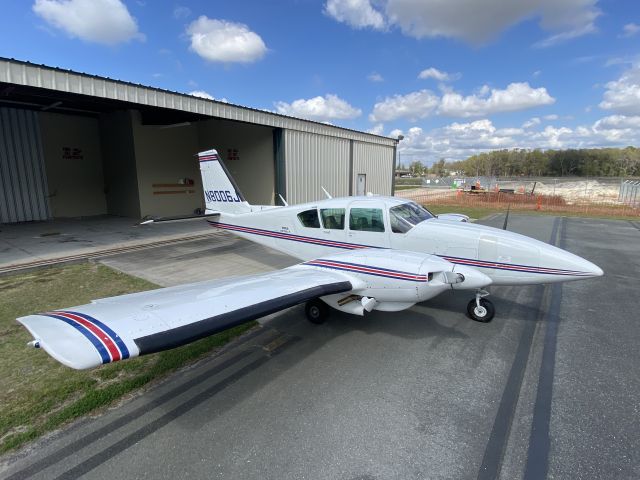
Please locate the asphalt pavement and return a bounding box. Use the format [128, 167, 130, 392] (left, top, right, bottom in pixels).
[1, 215, 638, 480]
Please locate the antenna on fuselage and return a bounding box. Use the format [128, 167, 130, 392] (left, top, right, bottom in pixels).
[321, 187, 332, 199]
[278, 194, 289, 207]
[502, 204, 511, 230]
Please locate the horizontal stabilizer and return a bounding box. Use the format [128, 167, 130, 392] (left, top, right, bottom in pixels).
[139, 212, 220, 225]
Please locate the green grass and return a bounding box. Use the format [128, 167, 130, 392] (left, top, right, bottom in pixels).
[0, 263, 255, 454]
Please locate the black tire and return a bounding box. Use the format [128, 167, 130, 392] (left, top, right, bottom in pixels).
[305, 299, 329, 324]
[467, 298, 495, 323]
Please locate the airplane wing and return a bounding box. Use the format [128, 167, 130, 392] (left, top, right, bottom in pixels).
[17, 268, 352, 370]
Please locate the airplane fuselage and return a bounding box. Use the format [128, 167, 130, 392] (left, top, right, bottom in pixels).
[207, 195, 602, 286]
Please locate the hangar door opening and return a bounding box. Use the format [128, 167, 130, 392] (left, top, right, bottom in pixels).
[0, 108, 51, 223]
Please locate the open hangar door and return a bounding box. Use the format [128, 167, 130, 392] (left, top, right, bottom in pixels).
[0, 107, 51, 223]
[1, 107, 108, 224]
[196, 118, 276, 206]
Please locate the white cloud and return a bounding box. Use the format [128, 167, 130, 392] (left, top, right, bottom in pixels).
[593, 115, 640, 142]
[523, 117, 541, 128]
[599, 64, 640, 115]
[621, 23, 640, 38]
[324, 0, 385, 29]
[439, 82, 555, 117]
[173, 5, 191, 19]
[368, 72, 384, 82]
[368, 123, 385, 135]
[370, 82, 555, 121]
[370, 90, 440, 122]
[395, 114, 640, 162]
[189, 90, 214, 100]
[418, 67, 460, 82]
[188, 90, 228, 103]
[187, 16, 267, 63]
[360, 0, 599, 46]
[275, 94, 362, 122]
[533, 70, 542, 77]
[32, 0, 143, 45]
[533, 22, 597, 48]
[544, 114, 559, 120]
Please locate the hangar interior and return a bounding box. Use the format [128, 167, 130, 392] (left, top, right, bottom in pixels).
[0, 58, 397, 224]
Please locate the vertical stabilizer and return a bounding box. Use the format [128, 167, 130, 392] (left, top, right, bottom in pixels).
[199, 149, 251, 214]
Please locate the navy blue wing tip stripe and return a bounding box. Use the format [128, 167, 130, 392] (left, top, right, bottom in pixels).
[43, 313, 111, 364]
[63, 310, 130, 359]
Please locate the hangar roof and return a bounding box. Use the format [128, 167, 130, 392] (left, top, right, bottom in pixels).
[0, 57, 396, 147]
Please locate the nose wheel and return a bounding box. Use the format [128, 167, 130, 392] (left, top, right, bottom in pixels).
[467, 290, 495, 322]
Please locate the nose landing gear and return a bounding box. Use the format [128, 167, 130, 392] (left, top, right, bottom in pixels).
[467, 289, 495, 322]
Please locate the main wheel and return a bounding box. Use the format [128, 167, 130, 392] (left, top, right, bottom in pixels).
[467, 298, 495, 323]
[305, 299, 329, 324]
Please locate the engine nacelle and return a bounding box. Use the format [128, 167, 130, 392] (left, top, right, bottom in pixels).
[301, 249, 492, 315]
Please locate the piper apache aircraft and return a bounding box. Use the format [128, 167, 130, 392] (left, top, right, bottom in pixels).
[18, 149, 603, 369]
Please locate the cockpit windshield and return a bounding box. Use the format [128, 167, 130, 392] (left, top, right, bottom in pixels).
[389, 202, 435, 233]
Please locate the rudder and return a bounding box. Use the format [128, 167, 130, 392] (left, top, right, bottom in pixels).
[199, 149, 251, 214]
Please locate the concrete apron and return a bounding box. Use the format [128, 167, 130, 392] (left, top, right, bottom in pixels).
[0, 215, 221, 276]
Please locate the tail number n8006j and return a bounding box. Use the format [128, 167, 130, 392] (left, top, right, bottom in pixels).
[205, 190, 241, 202]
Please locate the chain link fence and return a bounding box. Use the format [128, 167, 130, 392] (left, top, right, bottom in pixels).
[619, 180, 640, 207]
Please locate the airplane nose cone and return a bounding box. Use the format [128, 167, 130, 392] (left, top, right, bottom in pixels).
[539, 244, 604, 281]
[585, 261, 604, 278]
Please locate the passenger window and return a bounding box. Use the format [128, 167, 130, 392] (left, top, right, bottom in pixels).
[297, 209, 320, 228]
[320, 208, 345, 230]
[349, 208, 385, 232]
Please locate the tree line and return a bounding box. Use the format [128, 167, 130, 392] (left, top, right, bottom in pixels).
[406, 147, 640, 177]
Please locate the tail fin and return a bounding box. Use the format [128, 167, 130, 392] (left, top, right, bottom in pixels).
[199, 149, 251, 214]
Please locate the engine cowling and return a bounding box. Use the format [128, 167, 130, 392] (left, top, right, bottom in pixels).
[301, 249, 492, 315]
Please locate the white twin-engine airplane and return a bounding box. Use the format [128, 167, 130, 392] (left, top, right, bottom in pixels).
[18, 149, 603, 369]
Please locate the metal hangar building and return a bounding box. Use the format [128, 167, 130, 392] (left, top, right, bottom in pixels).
[0, 57, 398, 224]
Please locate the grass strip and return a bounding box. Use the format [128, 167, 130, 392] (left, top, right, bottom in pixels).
[0, 263, 255, 454]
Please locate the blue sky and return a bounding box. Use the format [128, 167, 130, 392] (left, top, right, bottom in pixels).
[1, 0, 639, 165]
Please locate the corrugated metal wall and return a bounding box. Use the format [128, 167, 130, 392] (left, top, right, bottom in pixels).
[352, 142, 395, 196]
[1, 58, 396, 148]
[0, 108, 51, 223]
[284, 130, 350, 204]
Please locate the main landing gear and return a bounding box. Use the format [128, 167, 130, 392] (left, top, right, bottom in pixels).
[467, 289, 495, 323]
[305, 299, 329, 324]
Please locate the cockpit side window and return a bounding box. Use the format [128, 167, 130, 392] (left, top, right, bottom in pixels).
[349, 208, 385, 232]
[389, 202, 434, 233]
[320, 208, 345, 230]
[297, 209, 320, 228]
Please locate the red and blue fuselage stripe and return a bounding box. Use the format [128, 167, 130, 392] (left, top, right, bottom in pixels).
[199, 154, 219, 162]
[210, 221, 591, 276]
[42, 310, 129, 363]
[440, 255, 591, 276]
[305, 259, 428, 282]
[208, 221, 380, 250]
